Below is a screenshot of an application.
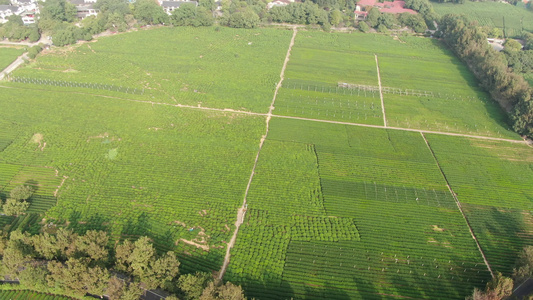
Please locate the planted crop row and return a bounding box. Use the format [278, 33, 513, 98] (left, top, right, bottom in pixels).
[0, 290, 73, 300]
[291, 216, 359, 242]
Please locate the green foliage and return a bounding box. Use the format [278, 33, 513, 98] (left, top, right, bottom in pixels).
[133, 0, 169, 25]
[171, 3, 214, 27]
[514, 246, 533, 280]
[2, 199, 30, 216]
[505, 39, 523, 52]
[228, 7, 260, 28]
[267, 2, 328, 25]
[200, 280, 246, 300]
[358, 20, 370, 32]
[178, 272, 212, 300]
[47, 258, 110, 296]
[10, 185, 34, 201]
[0, 290, 72, 300]
[41, 0, 77, 22]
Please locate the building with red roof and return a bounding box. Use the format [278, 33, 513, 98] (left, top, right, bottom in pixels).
[354, 0, 417, 20]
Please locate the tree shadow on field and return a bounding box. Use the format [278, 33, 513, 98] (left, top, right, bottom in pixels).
[122, 212, 152, 237]
[67, 211, 110, 235]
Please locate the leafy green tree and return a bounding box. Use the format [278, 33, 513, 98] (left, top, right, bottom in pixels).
[41, 0, 77, 22]
[377, 13, 395, 29]
[1, 231, 33, 276]
[171, 3, 214, 26]
[2, 198, 30, 216]
[47, 258, 110, 297]
[95, 0, 131, 15]
[329, 9, 342, 26]
[106, 276, 125, 300]
[32, 232, 60, 259]
[366, 8, 380, 27]
[200, 280, 246, 300]
[505, 39, 522, 52]
[358, 21, 370, 33]
[9, 185, 34, 200]
[133, 0, 169, 25]
[199, 0, 216, 10]
[228, 7, 260, 28]
[18, 265, 49, 290]
[76, 230, 109, 263]
[178, 272, 212, 300]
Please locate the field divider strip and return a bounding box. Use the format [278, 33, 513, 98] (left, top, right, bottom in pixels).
[217, 27, 298, 280]
[0, 84, 524, 144]
[375, 54, 387, 127]
[421, 132, 494, 278]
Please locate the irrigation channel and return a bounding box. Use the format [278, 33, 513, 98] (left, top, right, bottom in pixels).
[217, 27, 298, 280]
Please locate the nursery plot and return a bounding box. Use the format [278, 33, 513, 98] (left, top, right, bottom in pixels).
[229, 118, 489, 299]
[9, 27, 292, 112]
[0, 47, 24, 71]
[384, 94, 516, 139]
[275, 88, 383, 125]
[0, 87, 265, 272]
[274, 31, 382, 125]
[425, 135, 533, 210]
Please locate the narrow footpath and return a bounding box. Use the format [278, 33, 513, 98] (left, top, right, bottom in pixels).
[421, 132, 494, 278]
[217, 27, 298, 280]
[0, 53, 28, 81]
[375, 54, 387, 127]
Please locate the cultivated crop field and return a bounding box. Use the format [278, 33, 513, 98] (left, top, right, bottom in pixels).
[1, 27, 531, 299]
[0, 290, 73, 300]
[7, 27, 292, 112]
[432, 1, 533, 38]
[0, 46, 24, 71]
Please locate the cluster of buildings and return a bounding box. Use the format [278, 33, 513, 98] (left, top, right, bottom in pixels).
[354, 0, 417, 21]
[0, 0, 39, 25]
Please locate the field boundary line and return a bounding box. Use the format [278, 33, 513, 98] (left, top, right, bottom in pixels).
[421, 132, 494, 278]
[217, 27, 298, 280]
[0, 85, 524, 144]
[374, 54, 387, 127]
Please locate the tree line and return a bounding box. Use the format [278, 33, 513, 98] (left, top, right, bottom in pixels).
[436, 14, 532, 137]
[467, 245, 533, 299]
[0, 228, 247, 299]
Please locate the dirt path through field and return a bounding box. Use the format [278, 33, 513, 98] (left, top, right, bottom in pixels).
[0, 53, 28, 81]
[421, 132, 494, 278]
[0, 84, 524, 145]
[374, 54, 387, 127]
[217, 27, 298, 280]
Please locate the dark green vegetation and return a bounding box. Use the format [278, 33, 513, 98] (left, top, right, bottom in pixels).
[1, 27, 532, 299]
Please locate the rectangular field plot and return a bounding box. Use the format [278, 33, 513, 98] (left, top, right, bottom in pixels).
[275, 87, 383, 125]
[432, 1, 533, 38]
[228, 118, 489, 299]
[426, 135, 533, 210]
[0, 46, 24, 71]
[384, 94, 517, 139]
[8, 27, 293, 112]
[0, 87, 265, 273]
[463, 204, 533, 275]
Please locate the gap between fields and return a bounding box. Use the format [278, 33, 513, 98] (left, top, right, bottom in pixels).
[375, 54, 387, 127]
[217, 27, 299, 280]
[420, 132, 495, 279]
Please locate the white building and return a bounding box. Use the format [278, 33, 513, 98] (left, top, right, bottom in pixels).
[159, 0, 198, 15]
[0, 5, 23, 24]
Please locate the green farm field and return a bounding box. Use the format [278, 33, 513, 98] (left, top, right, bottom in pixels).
[431, 1, 533, 37]
[0, 46, 24, 71]
[8, 26, 293, 112]
[0, 289, 73, 300]
[1, 27, 531, 300]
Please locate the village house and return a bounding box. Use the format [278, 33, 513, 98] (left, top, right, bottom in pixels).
[354, 0, 417, 20]
[267, 0, 296, 10]
[69, 0, 99, 20]
[159, 0, 198, 15]
[0, 5, 22, 24]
